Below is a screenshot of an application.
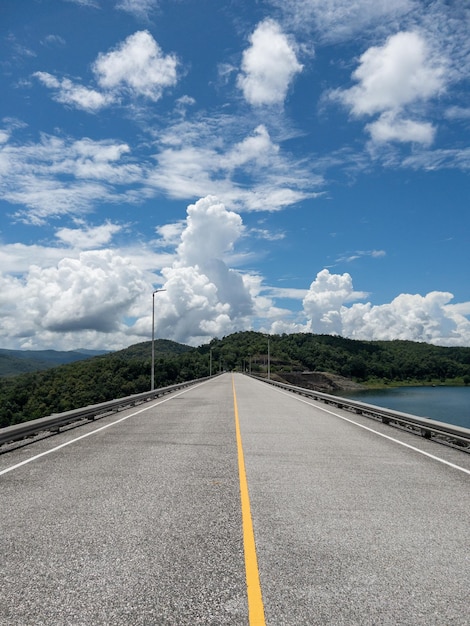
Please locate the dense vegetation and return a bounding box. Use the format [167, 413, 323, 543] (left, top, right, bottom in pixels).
[1, 332, 470, 428]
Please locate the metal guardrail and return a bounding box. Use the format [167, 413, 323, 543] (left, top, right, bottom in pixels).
[254, 376, 470, 452]
[0, 377, 212, 447]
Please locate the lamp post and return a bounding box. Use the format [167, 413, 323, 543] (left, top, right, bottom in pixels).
[151, 289, 166, 390]
[210, 347, 213, 377]
[267, 334, 271, 380]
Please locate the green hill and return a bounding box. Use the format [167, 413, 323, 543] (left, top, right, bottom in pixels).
[0, 339, 198, 428]
[1, 332, 469, 429]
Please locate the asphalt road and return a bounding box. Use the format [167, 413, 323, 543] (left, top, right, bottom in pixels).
[1, 373, 469, 625]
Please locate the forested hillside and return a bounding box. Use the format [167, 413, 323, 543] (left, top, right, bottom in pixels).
[1, 332, 469, 428]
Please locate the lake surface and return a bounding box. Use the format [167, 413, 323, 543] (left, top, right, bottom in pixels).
[340, 386, 470, 430]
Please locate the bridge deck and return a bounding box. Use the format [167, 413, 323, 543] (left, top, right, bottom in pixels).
[1, 373, 469, 625]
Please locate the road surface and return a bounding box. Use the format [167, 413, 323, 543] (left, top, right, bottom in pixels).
[1, 373, 469, 625]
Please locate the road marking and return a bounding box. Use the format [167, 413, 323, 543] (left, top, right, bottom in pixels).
[232, 376, 266, 626]
[273, 387, 470, 476]
[0, 383, 208, 477]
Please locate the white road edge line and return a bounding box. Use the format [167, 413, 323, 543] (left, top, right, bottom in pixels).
[0, 381, 209, 477]
[273, 387, 470, 476]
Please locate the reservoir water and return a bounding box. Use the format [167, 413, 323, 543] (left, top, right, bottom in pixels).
[340, 386, 470, 430]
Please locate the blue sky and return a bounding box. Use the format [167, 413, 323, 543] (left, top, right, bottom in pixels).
[1, 0, 469, 350]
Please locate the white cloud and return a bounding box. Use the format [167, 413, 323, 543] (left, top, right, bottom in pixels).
[332, 31, 444, 146]
[302, 269, 368, 334]
[445, 106, 470, 120]
[64, 0, 99, 6]
[35, 31, 177, 111]
[269, 0, 414, 43]
[155, 222, 185, 248]
[93, 30, 178, 101]
[1, 212, 470, 349]
[0, 197, 256, 349]
[42, 34, 66, 47]
[237, 19, 303, 106]
[115, 0, 158, 21]
[148, 120, 321, 211]
[0, 249, 148, 350]
[0, 243, 71, 275]
[34, 72, 112, 112]
[150, 196, 254, 344]
[251, 228, 286, 242]
[1, 118, 321, 227]
[176, 196, 244, 266]
[339, 31, 444, 117]
[336, 249, 386, 263]
[402, 147, 470, 171]
[0, 133, 142, 223]
[366, 112, 435, 146]
[55, 221, 123, 248]
[273, 269, 470, 347]
[341, 292, 470, 346]
[30, 251, 146, 333]
[447, 302, 470, 317]
[223, 125, 279, 169]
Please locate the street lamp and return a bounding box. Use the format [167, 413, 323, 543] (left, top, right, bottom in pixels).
[151, 289, 166, 390]
[210, 347, 213, 377]
[267, 334, 271, 380]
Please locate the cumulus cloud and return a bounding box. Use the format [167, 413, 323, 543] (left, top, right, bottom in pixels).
[0, 250, 148, 349]
[340, 292, 469, 345]
[176, 196, 244, 266]
[333, 31, 444, 145]
[366, 112, 435, 146]
[223, 125, 279, 170]
[1, 207, 470, 349]
[302, 270, 368, 334]
[35, 31, 177, 111]
[279, 269, 470, 346]
[338, 32, 443, 115]
[93, 30, 177, 100]
[0, 243, 71, 275]
[237, 19, 303, 106]
[31, 251, 146, 332]
[149, 196, 254, 344]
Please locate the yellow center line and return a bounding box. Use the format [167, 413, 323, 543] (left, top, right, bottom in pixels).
[232, 375, 266, 626]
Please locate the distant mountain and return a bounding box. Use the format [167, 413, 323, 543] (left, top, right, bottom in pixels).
[0, 341, 190, 378]
[0, 348, 108, 378]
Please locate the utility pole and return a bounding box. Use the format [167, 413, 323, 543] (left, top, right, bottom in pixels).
[151, 289, 166, 390]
